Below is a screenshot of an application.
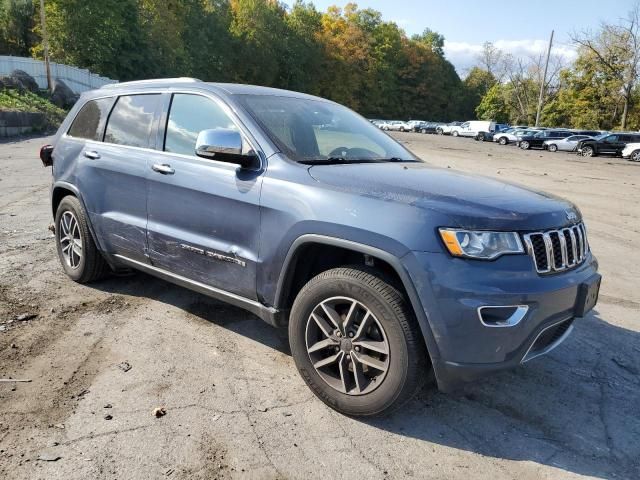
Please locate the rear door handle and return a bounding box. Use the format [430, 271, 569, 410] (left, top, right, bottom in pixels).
[84, 150, 100, 160]
[152, 163, 175, 175]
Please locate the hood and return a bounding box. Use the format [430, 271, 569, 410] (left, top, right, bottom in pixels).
[308, 162, 580, 231]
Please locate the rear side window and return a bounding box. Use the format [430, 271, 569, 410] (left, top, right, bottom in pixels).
[164, 94, 237, 156]
[67, 97, 115, 141]
[104, 94, 161, 148]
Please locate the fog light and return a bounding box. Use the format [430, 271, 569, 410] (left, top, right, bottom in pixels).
[478, 305, 528, 327]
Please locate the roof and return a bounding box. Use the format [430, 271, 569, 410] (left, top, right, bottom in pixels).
[99, 77, 329, 102]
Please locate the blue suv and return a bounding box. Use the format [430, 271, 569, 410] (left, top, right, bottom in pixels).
[40, 78, 601, 416]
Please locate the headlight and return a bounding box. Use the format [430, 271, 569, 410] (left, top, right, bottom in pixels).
[439, 229, 524, 259]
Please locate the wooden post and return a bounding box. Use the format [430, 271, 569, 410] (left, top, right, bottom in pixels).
[39, 0, 52, 91]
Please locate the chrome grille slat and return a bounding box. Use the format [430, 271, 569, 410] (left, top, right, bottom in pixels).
[523, 222, 589, 274]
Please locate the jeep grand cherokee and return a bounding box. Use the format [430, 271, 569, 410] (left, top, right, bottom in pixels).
[39, 78, 601, 416]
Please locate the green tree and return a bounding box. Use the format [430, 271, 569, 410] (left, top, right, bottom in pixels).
[0, 0, 36, 56]
[475, 83, 510, 123]
[42, 0, 145, 80]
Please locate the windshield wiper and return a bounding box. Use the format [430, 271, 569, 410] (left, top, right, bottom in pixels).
[299, 157, 414, 165]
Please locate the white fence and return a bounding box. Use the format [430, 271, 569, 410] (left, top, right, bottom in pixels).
[0, 55, 118, 93]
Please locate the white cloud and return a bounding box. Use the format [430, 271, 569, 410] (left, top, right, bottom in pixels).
[444, 39, 578, 75]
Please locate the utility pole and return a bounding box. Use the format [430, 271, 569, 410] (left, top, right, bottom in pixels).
[39, 0, 52, 91]
[535, 30, 554, 127]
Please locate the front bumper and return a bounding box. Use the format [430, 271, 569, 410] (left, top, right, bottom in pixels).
[402, 250, 599, 392]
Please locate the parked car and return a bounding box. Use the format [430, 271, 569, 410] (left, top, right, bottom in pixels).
[40, 78, 600, 416]
[449, 120, 496, 138]
[381, 120, 411, 132]
[576, 132, 640, 157]
[517, 130, 572, 150]
[492, 127, 537, 145]
[406, 120, 425, 131]
[474, 131, 494, 142]
[621, 142, 640, 161]
[436, 121, 463, 135]
[414, 121, 443, 134]
[544, 135, 594, 152]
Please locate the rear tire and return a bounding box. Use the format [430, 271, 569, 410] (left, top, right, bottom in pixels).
[55, 196, 110, 283]
[289, 267, 429, 416]
[630, 150, 640, 162]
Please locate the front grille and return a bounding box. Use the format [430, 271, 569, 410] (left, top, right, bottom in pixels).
[523, 223, 589, 274]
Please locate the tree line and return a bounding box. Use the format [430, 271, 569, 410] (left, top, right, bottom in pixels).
[0, 0, 482, 121]
[3, 0, 640, 130]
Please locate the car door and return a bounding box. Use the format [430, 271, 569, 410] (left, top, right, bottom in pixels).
[71, 93, 162, 264]
[145, 92, 264, 300]
[599, 134, 620, 155]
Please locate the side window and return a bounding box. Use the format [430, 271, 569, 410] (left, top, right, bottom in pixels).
[164, 94, 238, 156]
[67, 97, 115, 141]
[104, 94, 161, 148]
[605, 135, 618, 143]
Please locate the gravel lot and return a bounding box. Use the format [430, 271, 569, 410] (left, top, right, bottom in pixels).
[1, 132, 639, 480]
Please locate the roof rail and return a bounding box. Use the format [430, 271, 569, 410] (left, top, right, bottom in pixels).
[100, 77, 202, 89]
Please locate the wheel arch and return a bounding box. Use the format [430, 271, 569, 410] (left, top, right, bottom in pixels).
[274, 235, 441, 364]
[51, 181, 108, 262]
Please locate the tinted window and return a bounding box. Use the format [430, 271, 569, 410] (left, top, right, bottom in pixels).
[67, 97, 115, 141]
[164, 94, 238, 156]
[104, 94, 160, 148]
[604, 135, 618, 142]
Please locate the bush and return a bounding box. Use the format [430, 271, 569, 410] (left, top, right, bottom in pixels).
[0, 88, 67, 130]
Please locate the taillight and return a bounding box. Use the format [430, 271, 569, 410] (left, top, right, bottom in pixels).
[40, 144, 54, 167]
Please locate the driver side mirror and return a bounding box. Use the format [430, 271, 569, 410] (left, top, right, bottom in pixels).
[195, 128, 259, 170]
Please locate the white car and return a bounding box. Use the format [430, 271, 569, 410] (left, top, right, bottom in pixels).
[544, 135, 594, 152]
[437, 122, 463, 135]
[621, 142, 640, 161]
[449, 120, 496, 138]
[380, 120, 411, 132]
[493, 128, 539, 145]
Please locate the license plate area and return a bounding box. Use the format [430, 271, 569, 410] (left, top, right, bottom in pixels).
[574, 274, 601, 317]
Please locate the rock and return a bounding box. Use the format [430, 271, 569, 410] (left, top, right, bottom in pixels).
[51, 79, 78, 109]
[10, 70, 39, 92]
[117, 361, 132, 372]
[104, 403, 112, 409]
[37, 453, 61, 462]
[16, 313, 37, 321]
[104, 414, 113, 420]
[153, 406, 167, 418]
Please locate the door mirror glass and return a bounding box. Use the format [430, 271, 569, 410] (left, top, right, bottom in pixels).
[195, 129, 258, 169]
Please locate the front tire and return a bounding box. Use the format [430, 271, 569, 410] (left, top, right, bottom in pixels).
[581, 146, 595, 157]
[55, 196, 109, 283]
[520, 140, 530, 150]
[289, 267, 429, 416]
[548, 144, 558, 152]
[452, 130, 459, 137]
[498, 137, 508, 145]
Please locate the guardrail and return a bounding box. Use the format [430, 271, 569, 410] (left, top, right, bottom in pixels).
[0, 56, 117, 93]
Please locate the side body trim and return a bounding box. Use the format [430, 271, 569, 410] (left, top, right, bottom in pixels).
[113, 254, 284, 327]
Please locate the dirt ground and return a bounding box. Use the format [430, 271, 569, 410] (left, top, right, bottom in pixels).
[1, 132, 639, 480]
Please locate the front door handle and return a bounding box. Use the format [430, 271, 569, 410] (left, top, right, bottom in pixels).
[152, 163, 175, 175]
[83, 150, 100, 160]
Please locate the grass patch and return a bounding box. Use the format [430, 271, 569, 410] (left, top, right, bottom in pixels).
[0, 88, 67, 129]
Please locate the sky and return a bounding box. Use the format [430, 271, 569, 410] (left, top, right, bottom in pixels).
[284, 0, 638, 74]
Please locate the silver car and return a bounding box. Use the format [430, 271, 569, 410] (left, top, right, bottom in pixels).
[544, 135, 593, 152]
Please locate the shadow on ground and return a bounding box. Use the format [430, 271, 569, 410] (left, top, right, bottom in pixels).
[93, 272, 639, 479]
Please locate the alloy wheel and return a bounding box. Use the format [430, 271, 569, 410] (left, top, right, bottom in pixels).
[582, 147, 594, 157]
[631, 150, 640, 162]
[305, 296, 390, 396]
[59, 211, 83, 269]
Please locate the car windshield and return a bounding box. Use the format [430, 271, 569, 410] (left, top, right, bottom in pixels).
[238, 95, 418, 164]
